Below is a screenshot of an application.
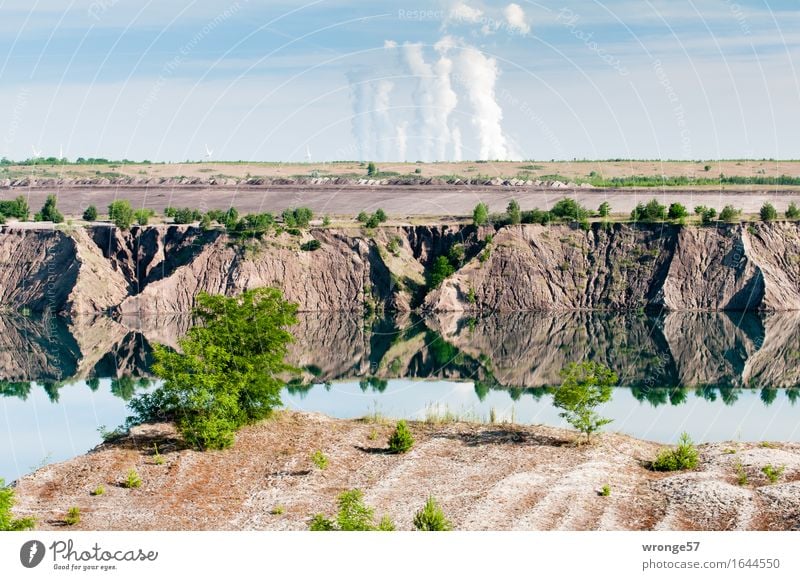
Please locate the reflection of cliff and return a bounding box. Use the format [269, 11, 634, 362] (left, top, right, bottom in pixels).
[0, 315, 80, 382]
[1, 312, 798, 394]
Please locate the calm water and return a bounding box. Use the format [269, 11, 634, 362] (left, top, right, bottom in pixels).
[1, 311, 798, 482]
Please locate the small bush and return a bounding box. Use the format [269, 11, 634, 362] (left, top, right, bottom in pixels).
[153, 444, 165, 465]
[388, 420, 414, 453]
[374, 208, 387, 223]
[787, 202, 800, 219]
[760, 202, 778, 222]
[0, 478, 36, 531]
[64, 507, 81, 526]
[599, 484, 611, 497]
[472, 202, 489, 226]
[271, 505, 285, 515]
[122, 468, 142, 489]
[91, 485, 105, 496]
[651, 432, 699, 471]
[761, 464, 785, 484]
[598, 201, 611, 217]
[734, 461, 748, 486]
[357, 211, 369, 223]
[413, 497, 452, 531]
[311, 450, 329, 470]
[134, 208, 154, 226]
[309, 489, 394, 531]
[300, 239, 321, 252]
[83, 205, 98, 221]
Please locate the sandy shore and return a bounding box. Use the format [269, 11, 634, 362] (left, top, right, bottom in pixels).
[12, 412, 800, 531]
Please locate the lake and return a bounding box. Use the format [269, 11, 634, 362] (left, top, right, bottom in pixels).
[2, 311, 798, 482]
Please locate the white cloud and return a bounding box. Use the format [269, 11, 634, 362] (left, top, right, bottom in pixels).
[448, 1, 483, 24]
[384, 40, 398, 49]
[503, 3, 530, 34]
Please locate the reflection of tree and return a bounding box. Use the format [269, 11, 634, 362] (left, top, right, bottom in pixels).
[87, 377, 100, 391]
[41, 382, 62, 403]
[110, 376, 136, 401]
[359, 377, 388, 393]
[0, 381, 31, 400]
[787, 388, 800, 405]
[760, 388, 778, 407]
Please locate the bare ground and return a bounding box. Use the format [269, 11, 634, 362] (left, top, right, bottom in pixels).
[7, 159, 800, 181]
[12, 412, 800, 531]
[4, 185, 800, 219]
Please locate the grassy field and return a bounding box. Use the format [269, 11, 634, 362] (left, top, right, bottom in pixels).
[3, 159, 800, 187]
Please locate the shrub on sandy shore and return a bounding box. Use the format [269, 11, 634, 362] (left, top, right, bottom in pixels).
[309, 489, 394, 531]
[122, 469, 142, 489]
[552, 361, 617, 443]
[388, 420, 414, 454]
[0, 478, 35, 531]
[64, 507, 81, 526]
[413, 497, 452, 531]
[651, 432, 699, 471]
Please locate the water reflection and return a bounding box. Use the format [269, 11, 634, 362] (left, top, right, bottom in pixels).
[2, 310, 799, 481]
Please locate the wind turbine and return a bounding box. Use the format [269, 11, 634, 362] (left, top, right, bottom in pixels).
[306, 145, 312, 164]
[204, 144, 214, 161]
[31, 145, 42, 158]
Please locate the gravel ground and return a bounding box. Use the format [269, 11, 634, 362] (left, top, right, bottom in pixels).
[12, 412, 800, 531]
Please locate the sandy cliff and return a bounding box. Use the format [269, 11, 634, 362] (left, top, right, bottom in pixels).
[0, 222, 798, 315]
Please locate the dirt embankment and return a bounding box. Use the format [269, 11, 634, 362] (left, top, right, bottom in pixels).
[0, 222, 798, 315]
[11, 412, 800, 531]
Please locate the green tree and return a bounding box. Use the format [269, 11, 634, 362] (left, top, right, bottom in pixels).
[786, 202, 800, 219]
[694, 205, 717, 225]
[667, 203, 688, 221]
[631, 199, 667, 222]
[0, 478, 35, 531]
[552, 361, 617, 443]
[759, 202, 778, 222]
[137, 288, 299, 450]
[472, 202, 489, 226]
[0, 196, 30, 220]
[550, 198, 589, 221]
[367, 162, 377, 176]
[506, 199, 521, 225]
[598, 201, 611, 218]
[83, 205, 98, 221]
[356, 211, 369, 223]
[719, 205, 742, 223]
[108, 200, 134, 229]
[427, 255, 455, 289]
[374, 208, 388, 223]
[34, 194, 64, 223]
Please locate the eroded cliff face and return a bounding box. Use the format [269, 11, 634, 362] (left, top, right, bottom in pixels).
[0, 222, 798, 315]
[424, 222, 800, 313]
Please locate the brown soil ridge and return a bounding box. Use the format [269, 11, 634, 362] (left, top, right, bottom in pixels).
[12, 412, 800, 531]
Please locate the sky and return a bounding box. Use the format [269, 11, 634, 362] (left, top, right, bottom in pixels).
[0, 0, 798, 162]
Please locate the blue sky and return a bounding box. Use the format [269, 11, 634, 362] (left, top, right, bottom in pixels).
[0, 0, 798, 162]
